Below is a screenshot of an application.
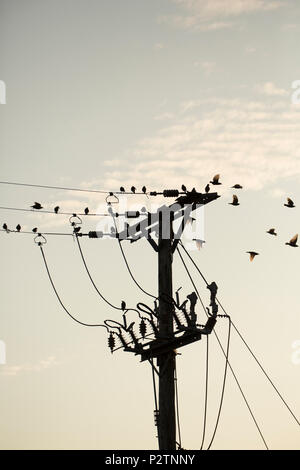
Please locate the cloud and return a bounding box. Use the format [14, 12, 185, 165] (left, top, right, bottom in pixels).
[1, 355, 59, 377]
[160, 0, 284, 31]
[256, 82, 289, 97]
[102, 97, 300, 192]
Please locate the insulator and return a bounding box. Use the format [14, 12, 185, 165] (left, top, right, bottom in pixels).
[163, 189, 179, 198]
[88, 231, 104, 238]
[108, 332, 115, 353]
[154, 410, 160, 427]
[139, 318, 147, 338]
[125, 211, 140, 218]
[149, 191, 158, 196]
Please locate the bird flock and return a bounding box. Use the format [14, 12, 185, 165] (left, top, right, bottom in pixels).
[1, 177, 298, 261]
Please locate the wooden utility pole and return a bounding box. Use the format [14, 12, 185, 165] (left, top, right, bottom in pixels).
[157, 209, 176, 450]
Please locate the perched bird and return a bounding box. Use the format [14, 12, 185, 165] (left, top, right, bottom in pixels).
[210, 174, 222, 185]
[121, 300, 126, 311]
[229, 194, 240, 206]
[131, 186, 136, 194]
[16, 224, 21, 232]
[120, 186, 125, 193]
[231, 184, 243, 189]
[142, 186, 147, 194]
[267, 228, 277, 236]
[54, 206, 59, 214]
[2, 223, 8, 232]
[73, 226, 81, 234]
[31, 202, 43, 210]
[284, 197, 295, 208]
[84, 207, 89, 215]
[181, 184, 187, 192]
[205, 184, 210, 193]
[285, 234, 298, 247]
[32, 227, 38, 233]
[247, 251, 259, 262]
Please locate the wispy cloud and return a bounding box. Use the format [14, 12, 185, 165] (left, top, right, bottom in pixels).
[160, 0, 284, 31]
[1, 355, 59, 377]
[256, 81, 288, 97]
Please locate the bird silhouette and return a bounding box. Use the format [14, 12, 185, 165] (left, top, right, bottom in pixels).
[142, 186, 147, 194]
[31, 202, 43, 210]
[73, 227, 81, 234]
[231, 184, 243, 189]
[54, 206, 59, 214]
[247, 251, 259, 261]
[84, 207, 89, 215]
[32, 227, 38, 233]
[120, 187, 125, 193]
[121, 301, 126, 311]
[284, 198, 295, 208]
[16, 224, 21, 232]
[205, 184, 210, 193]
[229, 195, 240, 206]
[210, 174, 221, 185]
[181, 184, 187, 192]
[2, 223, 8, 232]
[267, 228, 277, 236]
[285, 234, 298, 247]
[131, 186, 136, 194]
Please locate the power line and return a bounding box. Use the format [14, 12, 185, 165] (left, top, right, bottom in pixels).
[178, 240, 300, 429]
[0, 205, 110, 217]
[200, 336, 209, 450]
[0, 228, 74, 236]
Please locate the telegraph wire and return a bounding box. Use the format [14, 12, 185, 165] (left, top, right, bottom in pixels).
[0, 205, 110, 217]
[200, 336, 209, 450]
[174, 359, 182, 450]
[178, 240, 300, 429]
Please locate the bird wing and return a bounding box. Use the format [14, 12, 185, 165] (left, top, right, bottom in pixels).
[290, 234, 298, 244]
[287, 198, 294, 205]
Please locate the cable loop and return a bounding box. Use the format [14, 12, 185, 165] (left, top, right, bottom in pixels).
[106, 192, 119, 205]
[34, 233, 47, 246]
[69, 214, 82, 226]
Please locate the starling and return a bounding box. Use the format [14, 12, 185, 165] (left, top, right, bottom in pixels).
[2, 223, 8, 232]
[285, 234, 298, 247]
[54, 206, 59, 214]
[231, 184, 243, 189]
[84, 207, 89, 215]
[284, 197, 295, 208]
[131, 186, 136, 194]
[181, 184, 187, 192]
[247, 251, 259, 262]
[210, 174, 222, 185]
[267, 228, 277, 236]
[121, 301, 126, 311]
[229, 195, 240, 206]
[142, 186, 147, 194]
[31, 202, 43, 210]
[205, 184, 210, 193]
[16, 224, 21, 232]
[120, 187, 125, 193]
[32, 227, 38, 233]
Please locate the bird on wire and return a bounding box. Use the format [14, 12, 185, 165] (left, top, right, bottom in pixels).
[142, 186, 147, 194]
[229, 194, 240, 206]
[247, 251, 259, 262]
[120, 186, 125, 193]
[285, 234, 298, 247]
[284, 198, 295, 208]
[267, 228, 277, 236]
[205, 184, 210, 193]
[131, 186, 136, 194]
[210, 174, 222, 185]
[181, 184, 187, 192]
[121, 301, 126, 311]
[231, 184, 243, 189]
[54, 206, 59, 214]
[84, 207, 89, 215]
[2, 223, 9, 232]
[32, 227, 38, 233]
[31, 202, 43, 210]
[16, 224, 21, 232]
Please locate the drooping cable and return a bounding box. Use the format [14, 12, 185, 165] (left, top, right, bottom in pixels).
[200, 336, 209, 450]
[179, 240, 300, 429]
[174, 359, 182, 449]
[75, 235, 123, 311]
[39, 245, 108, 328]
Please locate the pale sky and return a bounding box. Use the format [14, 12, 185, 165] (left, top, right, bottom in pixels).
[0, 0, 300, 450]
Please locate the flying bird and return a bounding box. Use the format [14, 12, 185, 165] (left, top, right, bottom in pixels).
[231, 184, 243, 189]
[205, 184, 210, 193]
[267, 228, 277, 236]
[142, 186, 147, 194]
[210, 174, 221, 185]
[131, 186, 136, 194]
[32, 227, 38, 233]
[54, 206, 59, 214]
[31, 202, 43, 210]
[16, 224, 21, 232]
[247, 251, 259, 262]
[181, 185, 187, 192]
[229, 195, 240, 206]
[84, 207, 89, 215]
[285, 234, 298, 247]
[284, 198, 295, 208]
